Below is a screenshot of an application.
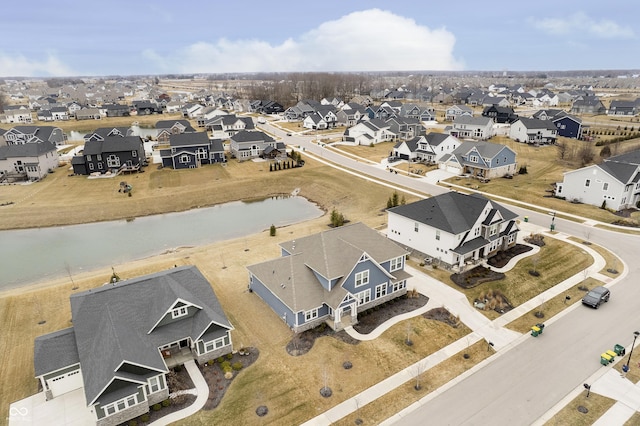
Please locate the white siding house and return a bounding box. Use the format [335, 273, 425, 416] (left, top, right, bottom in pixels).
[387, 193, 519, 270]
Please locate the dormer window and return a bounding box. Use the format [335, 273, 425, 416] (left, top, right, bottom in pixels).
[171, 306, 188, 319]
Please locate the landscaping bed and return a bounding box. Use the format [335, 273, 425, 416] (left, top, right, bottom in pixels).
[286, 293, 429, 356]
[199, 347, 260, 410]
[486, 244, 533, 268]
[451, 266, 505, 289]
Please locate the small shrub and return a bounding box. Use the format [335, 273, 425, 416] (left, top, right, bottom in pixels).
[221, 360, 233, 373]
[152, 403, 162, 411]
[173, 364, 182, 373]
[162, 399, 171, 407]
[270, 224, 276, 236]
[232, 362, 243, 371]
[226, 353, 233, 360]
[139, 414, 150, 422]
[217, 356, 224, 364]
[128, 421, 138, 426]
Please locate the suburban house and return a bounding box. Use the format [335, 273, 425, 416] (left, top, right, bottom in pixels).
[439, 140, 517, 179]
[3, 105, 33, 124]
[450, 116, 494, 140]
[532, 109, 583, 139]
[75, 108, 102, 121]
[207, 114, 255, 139]
[103, 103, 131, 117]
[482, 105, 518, 124]
[0, 141, 59, 182]
[387, 192, 519, 269]
[392, 133, 461, 163]
[247, 222, 412, 333]
[509, 117, 558, 144]
[32, 266, 233, 426]
[155, 120, 196, 143]
[3, 125, 66, 146]
[445, 105, 473, 121]
[160, 132, 225, 169]
[229, 130, 283, 159]
[555, 150, 640, 211]
[133, 100, 162, 115]
[72, 136, 145, 175]
[570, 97, 606, 115]
[284, 100, 322, 121]
[342, 118, 394, 145]
[336, 105, 367, 127]
[608, 100, 637, 116]
[385, 117, 423, 141]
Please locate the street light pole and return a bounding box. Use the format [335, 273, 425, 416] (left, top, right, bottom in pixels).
[625, 331, 640, 372]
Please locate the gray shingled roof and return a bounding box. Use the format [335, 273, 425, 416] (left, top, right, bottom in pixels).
[0, 141, 57, 160]
[247, 222, 409, 312]
[598, 161, 640, 183]
[169, 132, 209, 147]
[452, 140, 509, 161]
[69, 265, 232, 405]
[514, 117, 558, 131]
[607, 149, 640, 166]
[453, 115, 492, 126]
[231, 130, 274, 143]
[388, 192, 517, 234]
[83, 135, 142, 155]
[425, 132, 449, 147]
[34, 328, 80, 377]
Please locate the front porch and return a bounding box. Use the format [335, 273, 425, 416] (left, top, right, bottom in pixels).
[161, 345, 194, 369]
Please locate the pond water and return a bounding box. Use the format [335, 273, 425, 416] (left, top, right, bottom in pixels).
[0, 196, 323, 290]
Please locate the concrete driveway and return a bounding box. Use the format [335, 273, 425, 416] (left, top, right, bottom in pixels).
[9, 388, 94, 426]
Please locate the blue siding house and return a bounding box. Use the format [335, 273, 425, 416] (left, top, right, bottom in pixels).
[160, 132, 225, 169]
[246, 222, 412, 333]
[552, 114, 583, 139]
[440, 140, 517, 179]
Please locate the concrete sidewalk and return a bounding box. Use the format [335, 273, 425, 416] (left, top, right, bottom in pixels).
[149, 360, 208, 426]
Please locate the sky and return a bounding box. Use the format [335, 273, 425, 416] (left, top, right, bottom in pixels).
[2, 0, 638, 77]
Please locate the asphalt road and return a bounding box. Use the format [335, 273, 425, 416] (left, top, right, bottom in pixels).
[262, 122, 640, 425]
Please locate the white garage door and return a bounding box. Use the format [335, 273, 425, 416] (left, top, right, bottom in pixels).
[47, 369, 83, 398]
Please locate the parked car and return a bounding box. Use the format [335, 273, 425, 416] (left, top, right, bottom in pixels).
[582, 286, 610, 308]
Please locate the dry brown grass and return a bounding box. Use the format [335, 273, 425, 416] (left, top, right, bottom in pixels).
[566, 237, 624, 278]
[624, 412, 640, 425]
[506, 277, 603, 333]
[545, 392, 616, 426]
[332, 141, 396, 162]
[422, 238, 592, 320]
[332, 340, 491, 426]
[0, 153, 402, 231]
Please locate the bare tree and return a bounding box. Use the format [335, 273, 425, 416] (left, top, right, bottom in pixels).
[413, 361, 426, 390]
[557, 140, 568, 160]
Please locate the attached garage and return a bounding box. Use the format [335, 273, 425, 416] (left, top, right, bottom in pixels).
[47, 368, 84, 398]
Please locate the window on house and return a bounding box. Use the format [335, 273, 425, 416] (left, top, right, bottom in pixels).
[355, 270, 369, 287]
[132, 150, 137, 157]
[149, 376, 160, 393]
[107, 154, 120, 167]
[436, 230, 440, 240]
[414, 222, 419, 232]
[392, 281, 406, 292]
[356, 289, 371, 305]
[204, 336, 226, 352]
[171, 306, 188, 319]
[180, 155, 190, 164]
[389, 257, 402, 272]
[585, 179, 590, 187]
[375, 284, 387, 299]
[97, 154, 102, 160]
[88, 163, 94, 170]
[305, 308, 319, 321]
[86, 154, 91, 161]
[603, 182, 608, 191]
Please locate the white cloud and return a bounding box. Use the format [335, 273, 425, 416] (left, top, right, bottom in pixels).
[0, 53, 76, 77]
[531, 12, 635, 39]
[143, 9, 463, 73]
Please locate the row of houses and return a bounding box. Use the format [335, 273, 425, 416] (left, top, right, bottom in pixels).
[30, 187, 520, 425]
